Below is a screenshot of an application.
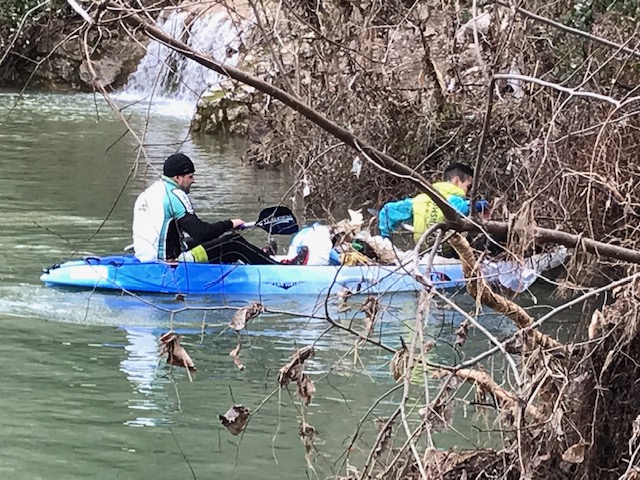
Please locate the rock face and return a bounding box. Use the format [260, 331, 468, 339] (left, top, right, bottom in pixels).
[0, 15, 147, 91]
[191, 81, 259, 135]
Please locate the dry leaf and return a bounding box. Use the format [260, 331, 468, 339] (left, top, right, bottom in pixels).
[278, 347, 317, 406]
[588, 309, 604, 339]
[421, 372, 459, 430]
[299, 421, 318, 456]
[420, 399, 453, 431]
[550, 407, 565, 437]
[360, 295, 380, 338]
[229, 343, 245, 370]
[561, 441, 587, 464]
[278, 346, 314, 386]
[159, 332, 196, 372]
[632, 414, 640, 448]
[455, 322, 469, 346]
[423, 340, 436, 353]
[229, 302, 264, 331]
[296, 375, 316, 405]
[336, 287, 354, 300]
[219, 404, 250, 436]
[373, 417, 393, 458]
[336, 288, 354, 312]
[419, 375, 457, 431]
[337, 301, 352, 313]
[390, 344, 409, 381]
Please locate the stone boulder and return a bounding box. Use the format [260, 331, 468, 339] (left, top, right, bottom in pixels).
[192, 81, 259, 135]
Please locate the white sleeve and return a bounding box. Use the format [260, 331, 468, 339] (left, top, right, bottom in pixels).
[170, 188, 195, 215]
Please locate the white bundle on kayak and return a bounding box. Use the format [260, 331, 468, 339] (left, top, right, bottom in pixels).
[478, 246, 567, 292]
[287, 223, 335, 265]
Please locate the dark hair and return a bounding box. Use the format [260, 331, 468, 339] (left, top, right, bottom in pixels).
[443, 162, 474, 182]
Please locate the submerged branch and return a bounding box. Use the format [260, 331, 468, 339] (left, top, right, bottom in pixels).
[449, 234, 562, 351]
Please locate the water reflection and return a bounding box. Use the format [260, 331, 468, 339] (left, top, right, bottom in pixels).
[119, 326, 175, 428]
[108, 290, 517, 436]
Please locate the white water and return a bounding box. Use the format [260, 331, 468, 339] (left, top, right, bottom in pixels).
[117, 9, 246, 117]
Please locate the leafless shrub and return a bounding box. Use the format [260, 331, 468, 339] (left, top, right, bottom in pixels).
[243, 0, 640, 282]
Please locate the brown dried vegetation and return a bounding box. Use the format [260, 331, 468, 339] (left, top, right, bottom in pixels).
[229, 302, 264, 331]
[159, 331, 196, 373]
[219, 404, 250, 436]
[244, 0, 640, 279]
[229, 342, 245, 371]
[278, 346, 316, 405]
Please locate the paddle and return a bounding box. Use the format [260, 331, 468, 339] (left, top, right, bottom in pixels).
[241, 206, 299, 235]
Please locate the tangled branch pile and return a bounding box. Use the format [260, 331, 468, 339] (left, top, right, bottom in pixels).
[337, 236, 640, 479]
[243, 0, 640, 273]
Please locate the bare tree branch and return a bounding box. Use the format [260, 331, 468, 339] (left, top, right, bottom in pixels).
[494, 1, 640, 61]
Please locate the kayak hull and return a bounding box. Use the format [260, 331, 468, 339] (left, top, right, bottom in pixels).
[40, 249, 566, 296]
[40, 256, 456, 295]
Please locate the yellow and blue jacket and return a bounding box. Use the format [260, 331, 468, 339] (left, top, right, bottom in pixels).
[378, 182, 470, 243]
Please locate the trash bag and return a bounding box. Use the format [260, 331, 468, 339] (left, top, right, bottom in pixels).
[286, 223, 334, 265]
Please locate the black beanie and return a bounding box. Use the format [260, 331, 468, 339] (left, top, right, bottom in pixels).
[163, 153, 195, 177]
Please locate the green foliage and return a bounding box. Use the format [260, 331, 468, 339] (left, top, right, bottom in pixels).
[565, 0, 640, 31]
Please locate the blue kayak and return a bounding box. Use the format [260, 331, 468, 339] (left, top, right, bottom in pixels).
[40, 249, 566, 295]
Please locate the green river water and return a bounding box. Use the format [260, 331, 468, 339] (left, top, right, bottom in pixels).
[0, 92, 574, 479]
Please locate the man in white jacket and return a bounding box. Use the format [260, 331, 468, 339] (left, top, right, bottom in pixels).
[132, 153, 279, 264]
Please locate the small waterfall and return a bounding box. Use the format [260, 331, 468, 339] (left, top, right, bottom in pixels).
[118, 8, 246, 116]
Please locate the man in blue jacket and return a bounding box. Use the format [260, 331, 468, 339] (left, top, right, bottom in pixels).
[378, 162, 489, 243]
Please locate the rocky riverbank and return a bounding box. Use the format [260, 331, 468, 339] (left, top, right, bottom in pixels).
[0, 2, 152, 91]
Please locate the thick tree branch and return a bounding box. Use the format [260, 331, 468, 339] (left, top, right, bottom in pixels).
[449, 233, 562, 351]
[477, 220, 640, 264]
[435, 368, 544, 422]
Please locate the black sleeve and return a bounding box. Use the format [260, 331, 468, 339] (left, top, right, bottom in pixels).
[177, 213, 234, 244]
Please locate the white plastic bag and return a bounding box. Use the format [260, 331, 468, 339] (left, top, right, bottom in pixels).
[287, 223, 333, 265]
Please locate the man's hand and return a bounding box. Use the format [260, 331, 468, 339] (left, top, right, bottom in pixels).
[231, 218, 245, 229]
[474, 200, 491, 219]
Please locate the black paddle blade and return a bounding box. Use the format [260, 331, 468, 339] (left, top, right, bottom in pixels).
[256, 206, 299, 235]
